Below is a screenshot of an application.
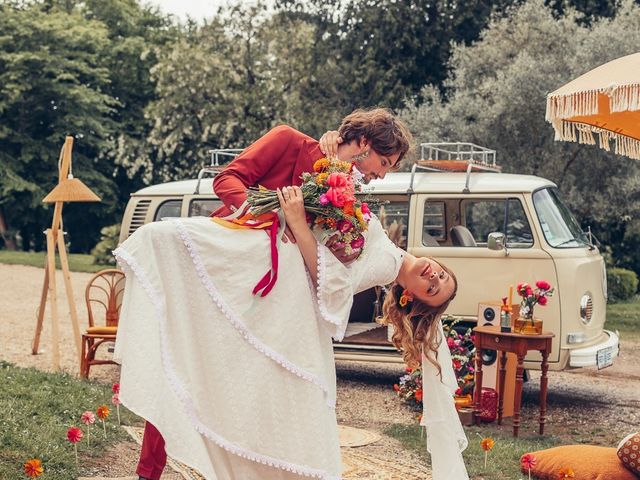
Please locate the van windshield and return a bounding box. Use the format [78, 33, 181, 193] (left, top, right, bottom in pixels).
[533, 188, 589, 248]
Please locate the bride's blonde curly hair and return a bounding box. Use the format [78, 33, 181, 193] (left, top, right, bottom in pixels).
[380, 261, 458, 372]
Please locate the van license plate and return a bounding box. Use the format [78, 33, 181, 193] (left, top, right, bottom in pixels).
[596, 346, 613, 370]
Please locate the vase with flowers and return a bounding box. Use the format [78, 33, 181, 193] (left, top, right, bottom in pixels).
[514, 280, 554, 334]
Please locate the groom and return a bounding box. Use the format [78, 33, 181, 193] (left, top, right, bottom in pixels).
[136, 108, 412, 480]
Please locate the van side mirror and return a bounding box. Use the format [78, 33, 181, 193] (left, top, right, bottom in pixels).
[487, 232, 508, 255]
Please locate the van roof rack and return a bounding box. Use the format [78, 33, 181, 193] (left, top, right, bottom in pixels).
[194, 149, 243, 194]
[409, 142, 500, 194]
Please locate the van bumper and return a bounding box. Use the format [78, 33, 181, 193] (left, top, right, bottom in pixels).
[568, 330, 619, 368]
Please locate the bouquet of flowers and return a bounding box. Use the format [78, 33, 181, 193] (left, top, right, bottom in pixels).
[393, 316, 476, 408]
[442, 315, 476, 397]
[517, 280, 554, 320]
[393, 367, 423, 408]
[247, 158, 373, 255]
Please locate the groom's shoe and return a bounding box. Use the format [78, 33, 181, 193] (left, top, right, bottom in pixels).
[138, 477, 152, 480]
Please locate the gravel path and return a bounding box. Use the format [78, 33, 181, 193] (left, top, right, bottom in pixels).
[2, 262, 639, 479]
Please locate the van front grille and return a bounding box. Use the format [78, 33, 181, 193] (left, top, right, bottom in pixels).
[128, 199, 151, 237]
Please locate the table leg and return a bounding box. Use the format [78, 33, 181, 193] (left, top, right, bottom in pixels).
[474, 348, 484, 426]
[540, 348, 550, 435]
[498, 350, 507, 425]
[513, 353, 525, 437]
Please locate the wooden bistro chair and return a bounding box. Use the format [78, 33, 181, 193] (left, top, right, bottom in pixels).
[80, 269, 125, 379]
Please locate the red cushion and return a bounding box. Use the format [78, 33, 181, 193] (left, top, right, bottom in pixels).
[522, 445, 637, 480]
[617, 432, 640, 476]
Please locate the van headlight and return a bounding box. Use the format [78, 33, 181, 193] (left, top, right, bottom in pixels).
[580, 294, 593, 325]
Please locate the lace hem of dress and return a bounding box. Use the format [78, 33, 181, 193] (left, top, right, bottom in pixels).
[314, 242, 348, 342]
[113, 246, 340, 480]
[172, 220, 334, 407]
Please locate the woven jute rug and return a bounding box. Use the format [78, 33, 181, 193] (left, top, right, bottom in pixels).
[124, 425, 431, 480]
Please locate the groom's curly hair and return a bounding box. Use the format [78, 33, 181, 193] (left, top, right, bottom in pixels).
[380, 260, 458, 372]
[338, 108, 413, 168]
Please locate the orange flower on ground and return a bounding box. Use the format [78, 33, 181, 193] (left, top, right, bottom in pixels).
[481, 437, 495, 451]
[558, 467, 575, 479]
[23, 459, 44, 478]
[96, 405, 110, 419]
[481, 437, 495, 469]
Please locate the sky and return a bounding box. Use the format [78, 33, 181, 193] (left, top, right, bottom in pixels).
[144, 0, 228, 21]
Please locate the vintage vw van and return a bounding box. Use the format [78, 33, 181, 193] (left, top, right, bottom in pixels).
[118, 144, 619, 371]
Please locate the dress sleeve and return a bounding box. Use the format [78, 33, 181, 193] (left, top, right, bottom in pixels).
[312, 215, 404, 341]
[212, 125, 297, 210]
[349, 215, 404, 294]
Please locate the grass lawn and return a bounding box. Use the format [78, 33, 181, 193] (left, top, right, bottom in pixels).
[606, 296, 640, 340]
[0, 361, 140, 480]
[0, 250, 108, 273]
[385, 423, 559, 479]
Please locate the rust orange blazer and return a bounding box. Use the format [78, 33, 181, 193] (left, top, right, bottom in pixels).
[211, 125, 324, 217]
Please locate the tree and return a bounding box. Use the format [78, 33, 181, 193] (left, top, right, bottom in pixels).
[0, 4, 119, 251]
[401, 0, 640, 260]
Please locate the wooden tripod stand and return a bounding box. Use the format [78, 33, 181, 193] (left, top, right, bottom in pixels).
[32, 136, 100, 371]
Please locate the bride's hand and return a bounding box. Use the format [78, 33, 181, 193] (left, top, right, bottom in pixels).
[277, 186, 307, 232]
[319, 130, 343, 159]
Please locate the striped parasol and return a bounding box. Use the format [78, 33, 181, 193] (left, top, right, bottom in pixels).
[546, 52, 640, 160]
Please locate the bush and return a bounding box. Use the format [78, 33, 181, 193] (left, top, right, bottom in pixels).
[607, 268, 639, 303]
[91, 224, 120, 266]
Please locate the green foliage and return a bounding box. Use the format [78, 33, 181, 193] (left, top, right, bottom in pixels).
[0, 0, 176, 253]
[607, 267, 639, 303]
[401, 0, 640, 230]
[0, 361, 140, 480]
[91, 224, 120, 265]
[385, 423, 561, 478]
[606, 297, 640, 339]
[0, 250, 106, 273]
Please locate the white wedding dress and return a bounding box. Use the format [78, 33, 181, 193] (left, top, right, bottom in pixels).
[113, 215, 404, 480]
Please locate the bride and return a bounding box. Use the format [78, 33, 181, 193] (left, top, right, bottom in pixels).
[113, 185, 467, 480]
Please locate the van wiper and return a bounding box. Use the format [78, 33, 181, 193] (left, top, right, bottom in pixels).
[554, 238, 582, 247]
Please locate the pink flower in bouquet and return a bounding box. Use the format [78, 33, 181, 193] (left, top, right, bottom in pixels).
[350, 235, 365, 250]
[447, 337, 455, 348]
[333, 241, 346, 250]
[325, 188, 345, 207]
[327, 172, 348, 188]
[80, 411, 95, 425]
[338, 220, 353, 233]
[361, 202, 371, 216]
[538, 295, 548, 306]
[319, 194, 330, 206]
[112, 383, 120, 394]
[536, 280, 551, 290]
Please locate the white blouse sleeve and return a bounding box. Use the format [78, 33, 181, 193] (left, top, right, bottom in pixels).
[313, 215, 404, 341]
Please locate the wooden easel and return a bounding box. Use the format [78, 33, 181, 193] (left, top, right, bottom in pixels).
[32, 137, 98, 371]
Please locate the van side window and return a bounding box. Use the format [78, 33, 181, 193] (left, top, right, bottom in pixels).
[154, 199, 182, 221]
[376, 201, 408, 249]
[423, 201, 445, 246]
[461, 199, 533, 248]
[189, 199, 222, 217]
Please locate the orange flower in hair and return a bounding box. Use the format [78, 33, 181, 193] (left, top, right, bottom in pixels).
[399, 289, 413, 307]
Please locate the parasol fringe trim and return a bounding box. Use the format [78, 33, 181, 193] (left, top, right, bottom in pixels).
[546, 83, 640, 121]
[552, 120, 640, 161]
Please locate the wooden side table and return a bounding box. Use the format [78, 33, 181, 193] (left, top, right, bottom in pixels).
[473, 325, 555, 437]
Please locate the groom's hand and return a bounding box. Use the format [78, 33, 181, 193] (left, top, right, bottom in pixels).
[325, 235, 361, 264]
